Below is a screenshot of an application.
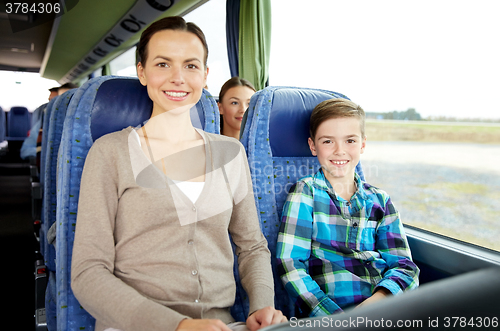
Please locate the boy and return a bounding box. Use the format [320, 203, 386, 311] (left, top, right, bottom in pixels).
[276, 98, 419, 317]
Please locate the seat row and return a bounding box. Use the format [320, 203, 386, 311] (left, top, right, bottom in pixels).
[0, 106, 32, 141]
[34, 75, 357, 330]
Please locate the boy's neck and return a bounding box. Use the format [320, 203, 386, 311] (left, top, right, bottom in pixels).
[324, 170, 357, 201]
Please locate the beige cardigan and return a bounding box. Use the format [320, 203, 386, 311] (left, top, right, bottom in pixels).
[71, 127, 274, 331]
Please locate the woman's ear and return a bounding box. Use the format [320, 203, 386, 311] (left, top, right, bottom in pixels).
[217, 101, 224, 115]
[137, 62, 146, 86]
[308, 137, 317, 156]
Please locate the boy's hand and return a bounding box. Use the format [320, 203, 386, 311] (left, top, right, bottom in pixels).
[356, 287, 392, 308]
[176, 319, 232, 331]
[246, 306, 287, 331]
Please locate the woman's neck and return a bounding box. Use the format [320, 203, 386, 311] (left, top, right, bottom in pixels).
[138, 105, 206, 182]
[222, 124, 240, 140]
[146, 104, 199, 143]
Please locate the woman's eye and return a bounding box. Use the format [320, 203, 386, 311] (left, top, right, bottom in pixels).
[186, 64, 198, 69]
[157, 63, 168, 68]
[231, 101, 239, 105]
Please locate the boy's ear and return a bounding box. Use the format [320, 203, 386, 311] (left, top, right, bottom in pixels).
[308, 137, 317, 156]
[360, 136, 367, 154]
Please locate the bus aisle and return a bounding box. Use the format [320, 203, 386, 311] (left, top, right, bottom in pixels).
[0, 143, 35, 329]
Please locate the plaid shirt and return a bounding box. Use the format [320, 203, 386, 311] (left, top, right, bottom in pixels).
[276, 169, 419, 317]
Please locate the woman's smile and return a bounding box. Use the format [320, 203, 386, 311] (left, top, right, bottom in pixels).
[163, 90, 189, 101]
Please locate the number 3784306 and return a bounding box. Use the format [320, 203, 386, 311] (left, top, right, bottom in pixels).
[444, 317, 498, 328]
[5, 3, 61, 14]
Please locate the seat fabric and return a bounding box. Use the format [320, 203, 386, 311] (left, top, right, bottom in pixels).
[42, 89, 76, 331]
[39, 96, 60, 262]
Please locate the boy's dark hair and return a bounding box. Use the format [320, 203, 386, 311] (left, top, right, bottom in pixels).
[309, 98, 366, 139]
[137, 16, 208, 67]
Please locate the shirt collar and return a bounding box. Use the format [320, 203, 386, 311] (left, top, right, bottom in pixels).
[312, 168, 368, 201]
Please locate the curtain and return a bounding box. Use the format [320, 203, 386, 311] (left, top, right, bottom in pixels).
[226, 0, 240, 78]
[238, 0, 271, 90]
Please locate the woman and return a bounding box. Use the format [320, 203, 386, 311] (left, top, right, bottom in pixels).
[71, 16, 285, 331]
[218, 77, 256, 139]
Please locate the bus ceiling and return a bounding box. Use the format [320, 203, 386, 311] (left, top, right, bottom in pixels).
[0, 0, 210, 82]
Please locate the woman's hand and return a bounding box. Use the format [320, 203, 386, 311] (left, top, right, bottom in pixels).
[246, 306, 287, 331]
[176, 319, 232, 331]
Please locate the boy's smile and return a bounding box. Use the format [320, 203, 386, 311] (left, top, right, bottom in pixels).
[308, 117, 366, 189]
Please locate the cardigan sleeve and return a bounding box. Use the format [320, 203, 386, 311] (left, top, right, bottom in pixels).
[71, 138, 188, 331]
[227, 143, 275, 315]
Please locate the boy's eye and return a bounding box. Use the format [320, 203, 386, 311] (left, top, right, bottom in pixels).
[347, 139, 356, 143]
[322, 140, 332, 144]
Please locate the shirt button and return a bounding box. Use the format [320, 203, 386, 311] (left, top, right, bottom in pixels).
[353, 222, 358, 227]
[194, 299, 199, 303]
[192, 207, 196, 211]
[188, 240, 194, 246]
[191, 270, 198, 276]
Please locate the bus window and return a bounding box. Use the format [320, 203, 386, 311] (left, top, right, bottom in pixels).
[183, 0, 230, 96]
[109, 47, 138, 77]
[0, 71, 58, 111]
[269, 0, 500, 252]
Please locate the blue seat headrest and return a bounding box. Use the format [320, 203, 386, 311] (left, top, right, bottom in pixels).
[91, 79, 153, 141]
[268, 88, 348, 157]
[11, 106, 28, 115]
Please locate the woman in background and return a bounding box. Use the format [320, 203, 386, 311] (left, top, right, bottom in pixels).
[218, 77, 256, 139]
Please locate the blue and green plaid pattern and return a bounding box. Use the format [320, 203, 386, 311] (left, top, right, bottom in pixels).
[276, 169, 419, 317]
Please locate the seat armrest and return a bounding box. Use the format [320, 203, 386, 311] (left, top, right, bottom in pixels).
[35, 262, 47, 330]
[31, 182, 43, 200]
[30, 165, 39, 178]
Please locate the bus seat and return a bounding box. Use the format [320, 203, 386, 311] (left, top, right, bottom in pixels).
[0, 107, 6, 148]
[42, 90, 77, 268]
[39, 97, 60, 193]
[40, 89, 76, 331]
[27, 103, 49, 220]
[236, 86, 364, 320]
[55, 76, 219, 331]
[7, 106, 31, 140]
[32, 102, 47, 127]
[37, 97, 60, 253]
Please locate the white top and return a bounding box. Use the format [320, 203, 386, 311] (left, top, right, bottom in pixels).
[172, 180, 205, 204]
